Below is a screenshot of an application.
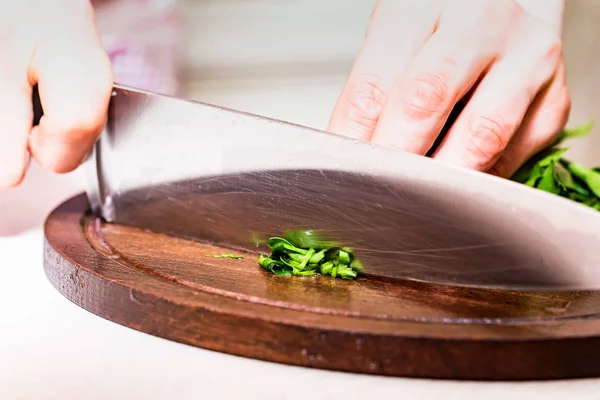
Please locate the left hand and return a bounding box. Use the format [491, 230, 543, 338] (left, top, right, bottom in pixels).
[327, 0, 570, 178]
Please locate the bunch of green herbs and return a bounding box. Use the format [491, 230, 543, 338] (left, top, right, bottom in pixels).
[510, 121, 600, 210]
[258, 231, 363, 280]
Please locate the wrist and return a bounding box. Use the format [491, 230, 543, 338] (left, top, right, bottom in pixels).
[516, 0, 566, 33]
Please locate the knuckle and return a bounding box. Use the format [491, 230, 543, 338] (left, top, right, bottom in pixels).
[485, 0, 519, 18]
[40, 49, 112, 144]
[561, 88, 572, 117]
[553, 90, 572, 130]
[345, 73, 388, 127]
[49, 56, 112, 143]
[75, 111, 106, 137]
[488, 146, 517, 178]
[536, 87, 572, 144]
[535, 28, 563, 65]
[464, 0, 519, 32]
[545, 37, 563, 64]
[398, 73, 448, 120]
[51, 109, 105, 144]
[464, 115, 512, 169]
[488, 158, 508, 177]
[540, 90, 572, 148]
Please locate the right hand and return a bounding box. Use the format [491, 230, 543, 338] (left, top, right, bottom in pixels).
[327, 0, 570, 179]
[0, 0, 113, 190]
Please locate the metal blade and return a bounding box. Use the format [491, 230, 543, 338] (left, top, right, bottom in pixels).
[82, 85, 600, 290]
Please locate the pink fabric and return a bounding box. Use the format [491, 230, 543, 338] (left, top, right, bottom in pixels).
[91, 0, 183, 96]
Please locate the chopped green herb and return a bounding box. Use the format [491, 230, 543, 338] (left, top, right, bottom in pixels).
[206, 253, 244, 259]
[258, 231, 363, 280]
[511, 121, 600, 211]
[551, 120, 594, 146]
[258, 254, 292, 276]
[566, 162, 600, 197]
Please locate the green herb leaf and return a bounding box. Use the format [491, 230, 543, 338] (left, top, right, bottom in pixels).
[510, 121, 600, 212]
[309, 249, 327, 264]
[258, 254, 292, 276]
[539, 148, 568, 167]
[319, 261, 334, 275]
[350, 259, 364, 273]
[206, 253, 244, 259]
[552, 161, 576, 190]
[330, 265, 338, 278]
[552, 121, 594, 147]
[268, 237, 308, 254]
[523, 163, 545, 187]
[567, 162, 600, 198]
[337, 263, 358, 280]
[336, 249, 351, 264]
[293, 269, 318, 277]
[537, 166, 560, 194]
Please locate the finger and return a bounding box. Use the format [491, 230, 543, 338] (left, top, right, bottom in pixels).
[28, 1, 113, 173]
[369, 8, 499, 155]
[430, 61, 541, 171]
[326, 0, 440, 141]
[0, 81, 32, 189]
[432, 19, 564, 171]
[489, 63, 571, 178]
[0, 18, 34, 188]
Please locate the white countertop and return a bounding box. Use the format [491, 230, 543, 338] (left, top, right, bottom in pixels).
[1, 168, 600, 399]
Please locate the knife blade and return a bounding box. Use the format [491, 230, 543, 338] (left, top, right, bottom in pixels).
[33, 84, 600, 290]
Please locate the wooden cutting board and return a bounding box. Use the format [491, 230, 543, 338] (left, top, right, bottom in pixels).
[44, 194, 600, 380]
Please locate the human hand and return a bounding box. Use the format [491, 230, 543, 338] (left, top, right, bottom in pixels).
[328, 0, 570, 178]
[0, 0, 113, 190]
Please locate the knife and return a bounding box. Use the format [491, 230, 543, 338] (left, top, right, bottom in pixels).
[32, 84, 600, 290]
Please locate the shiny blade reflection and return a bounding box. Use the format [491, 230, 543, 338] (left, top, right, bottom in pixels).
[83, 85, 600, 291]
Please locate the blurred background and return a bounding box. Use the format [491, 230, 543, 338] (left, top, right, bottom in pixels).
[1, 0, 599, 235]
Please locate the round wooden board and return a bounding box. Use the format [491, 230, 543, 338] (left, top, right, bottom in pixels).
[44, 194, 600, 381]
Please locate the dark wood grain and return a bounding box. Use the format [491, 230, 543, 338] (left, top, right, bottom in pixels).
[44, 194, 600, 380]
